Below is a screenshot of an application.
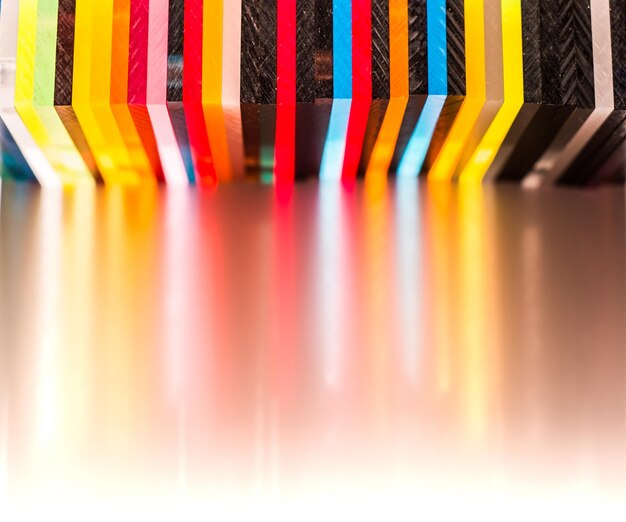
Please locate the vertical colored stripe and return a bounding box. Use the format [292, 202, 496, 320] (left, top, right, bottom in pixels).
[221, 0, 245, 179]
[55, 0, 99, 178]
[128, 0, 149, 105]
[203, 0, 223, 104]
[429, 0, 447, 95]
[320, 1, 351, 182]
[146, 0, 189, 185]
[352, 0, 372, 101]
[275, 0, 296, 193]
[0, 0, 53, 183]
[147, 0, 168, 104]
[14, 0, 37, 108]
[429, 0, 486, 181]
[389, 0, 408, 99]
[183, 0, 203, 104]
[461, 0, 524, 183]
[184, 0, 216, 186]
[111, 0, 130, 105]
[366, 0, 409, 186]
[342, 0, 371, 185]
[203, 0, 233, 181]
[333, 0, 352, 99]
[277, 0, 296, 105]
[15, 0, 91, 185]
[222, 0, 241, 104]
[398, 0, 447, 177]
[73, 0, 141, 183]
[111, 0, 159, 180]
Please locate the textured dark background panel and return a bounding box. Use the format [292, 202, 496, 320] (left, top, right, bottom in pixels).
[240, 0, 259, 103]
[55, 0, 76, 106]
[610, 1, 626, 109]
[257, 1, 277, 104]
[539, 2, 562, 104]
[241, 0, 277, 104]
[446, 0, 465, 96]
[167, 0, 184, 102]
[556, 0, 594, 107]
[297, 0, 316, 102]
[314, 0, 333, 98]
[523, 0, 594, 106]
[408, 0, 428, 95]
[521, 0, 542, 103]
[371, 0, 390, 99]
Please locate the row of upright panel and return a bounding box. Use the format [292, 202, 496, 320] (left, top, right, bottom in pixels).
[0, 0, 623, 187]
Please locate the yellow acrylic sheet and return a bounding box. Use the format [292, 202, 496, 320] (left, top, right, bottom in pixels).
[14, 0, 93, 186]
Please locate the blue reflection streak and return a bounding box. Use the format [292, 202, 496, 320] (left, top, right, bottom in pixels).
[318, 183, 344, 386]
[396, 178, 421, 383]
[320, 99, 352, 181]
[397, 0, 447, 178]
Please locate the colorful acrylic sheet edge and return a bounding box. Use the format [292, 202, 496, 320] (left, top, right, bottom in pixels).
[0, 0, 624, 188]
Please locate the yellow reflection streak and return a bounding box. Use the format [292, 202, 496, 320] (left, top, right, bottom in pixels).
[429, 0, 486, 181]
[59, 185, 96, 468]
[458, 184, 490, 441]
[460, 0, 523, 183]
[101, 186, 157, 458]
[429, 183, 453, 393]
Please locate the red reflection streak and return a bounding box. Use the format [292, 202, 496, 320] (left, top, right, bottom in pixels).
[274, 0, 296, 199]
[196, 192, 231, 478]
[255, 194, 299, 485]
[184, 0, 216, 187]
[270, 195, 297, 410]
[342, 0, 371, 188]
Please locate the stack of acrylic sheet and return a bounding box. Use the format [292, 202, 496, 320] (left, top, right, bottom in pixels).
[0, 0, 623, 188]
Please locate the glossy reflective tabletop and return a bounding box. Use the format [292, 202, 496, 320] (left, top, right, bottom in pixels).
[1, 181, 625, 519]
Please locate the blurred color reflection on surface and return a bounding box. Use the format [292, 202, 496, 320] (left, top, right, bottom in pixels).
[0, 182, 625, 519]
